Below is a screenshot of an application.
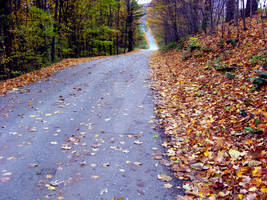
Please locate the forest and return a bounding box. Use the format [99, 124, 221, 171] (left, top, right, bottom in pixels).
[0, 0, 144, 80]
[148, 0, 262, 47]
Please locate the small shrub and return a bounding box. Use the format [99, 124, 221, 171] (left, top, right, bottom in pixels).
[176, 39, 186, 51]
[225, 72, 235, 79]
[167, 41, 177, 50]
[218, 39, 224, 49]
[201, 46, 213, 52]
[214, 55, 222, 64]
[216, 65, 237, 72]
[10, 71, 23, 78]
[188, 37, 201, 52]
[249, 52, 267, 66]
[250, 70, 267, 91]
[160, 41, 177, 53]
[226, 39, 239, 47]
[194, 51, 202, 57]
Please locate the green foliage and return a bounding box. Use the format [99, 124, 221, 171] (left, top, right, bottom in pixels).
[160, 40, 177, 53]
[249, 52, 267, 66]
[218, 39, 224, 49]
[135, 29, 148, 49]
[226, 39, 238, 47]
[176, 39, 186, 51]
[194, 51, 202, 57]
[250, 70, 267, 91]
[225, 72, 235, 79]
[187, 37, 201, 52]
[214, 55, 222, 64]
[201, 46, 213, 52]
[0, 0, 142, 80]
[216, 65, 237, 72]
[244, 127, 254, 133]
[136, 40, 148, 49]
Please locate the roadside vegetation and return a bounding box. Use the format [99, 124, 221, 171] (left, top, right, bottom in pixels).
[150, 14, 266, 200]
[0, 0, 144, 81]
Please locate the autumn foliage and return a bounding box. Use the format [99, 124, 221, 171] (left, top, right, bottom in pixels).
[150, 16, 266, 200]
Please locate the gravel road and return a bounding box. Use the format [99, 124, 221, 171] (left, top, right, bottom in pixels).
[0, 50, 183, 200]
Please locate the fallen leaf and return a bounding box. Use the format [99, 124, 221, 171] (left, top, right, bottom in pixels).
[134, 140, 143, 145]
[164, 183, 173, 189]
[157, 174, 172, 182]
[61, 144, 72, 150]
[100, 188, 108, 195]
[45, 184, 56, 191]
[50, 141, 58, 145]
[103, 162, 110, 167]
[29, 163, 38, 168]
[133, 162, 142, 166]
[229, 149, 246, 159]
[91, 175, 99, 180]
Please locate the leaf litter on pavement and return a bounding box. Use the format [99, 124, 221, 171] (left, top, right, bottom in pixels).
[0, 57, 104, 96]
[150, 16, 266, 200]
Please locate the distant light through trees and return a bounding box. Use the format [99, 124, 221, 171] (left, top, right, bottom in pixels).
[138, 0, 152, 4]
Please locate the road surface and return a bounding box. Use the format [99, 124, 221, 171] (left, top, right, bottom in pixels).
[0, 49, 183, 200]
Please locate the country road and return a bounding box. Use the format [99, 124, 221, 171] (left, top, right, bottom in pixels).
[0, 49, 183, 200]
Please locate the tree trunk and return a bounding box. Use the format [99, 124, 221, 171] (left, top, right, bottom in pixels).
[226, 0, 235, 22]
[126, 0, 133, 51]
[245, 0, 258, 17]
[51, 0, 58, 62]
[241, 0, 247, 30]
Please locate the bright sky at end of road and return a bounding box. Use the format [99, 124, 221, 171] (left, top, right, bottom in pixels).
[138, 0, 151, 4]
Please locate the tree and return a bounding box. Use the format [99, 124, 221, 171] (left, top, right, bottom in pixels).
[0, 0, 143, 80]
[226, 0, 235, 22]
[245, 0, 258, 17]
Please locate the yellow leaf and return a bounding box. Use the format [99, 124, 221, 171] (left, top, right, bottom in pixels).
[50, 141, 58, 145]
[204, 150, 209, 157]
[238, 194, 243, 199]
[91, 175, 99, 179]
[45, 113, 52, 117]
[261, 187, 267, 193]
[45, 184, 56, 191]
[236, 170, 243, 177]
[252, 167, 261, 177]
[61, 144, 72, 150]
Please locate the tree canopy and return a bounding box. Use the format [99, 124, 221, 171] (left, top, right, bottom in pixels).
[0, 0, 143, 80]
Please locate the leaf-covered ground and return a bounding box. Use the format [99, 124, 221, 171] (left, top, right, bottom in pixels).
[150, 17, 266, 200]
[0, 57, 104, 96]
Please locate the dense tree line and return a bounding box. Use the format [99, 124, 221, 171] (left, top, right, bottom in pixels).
[148, 0, 261, 47]
[0, 0, 144, 79]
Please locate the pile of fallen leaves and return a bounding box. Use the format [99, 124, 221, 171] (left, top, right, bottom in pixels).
[0, 57, 104, 95]
[150, 16, 266, 199]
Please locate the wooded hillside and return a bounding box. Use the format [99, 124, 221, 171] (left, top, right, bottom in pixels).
[149, 8, 266, 200]
[147, 0, 262, 47]
[0, 0, 144, 80]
